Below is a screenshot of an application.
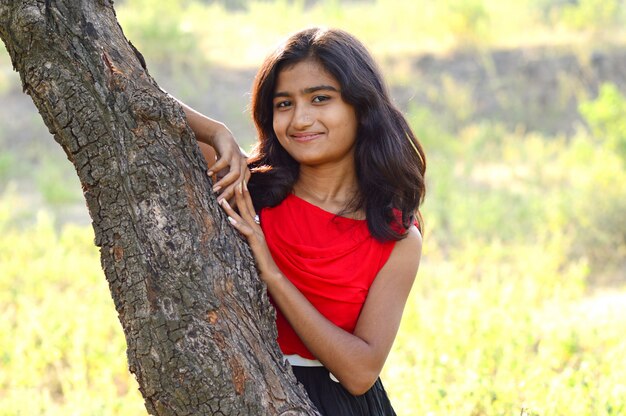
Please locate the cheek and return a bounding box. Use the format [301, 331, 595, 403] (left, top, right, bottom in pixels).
[336, 111, 358, 139]
[272, 117, 288, 148]
[272, 114, 285, 136]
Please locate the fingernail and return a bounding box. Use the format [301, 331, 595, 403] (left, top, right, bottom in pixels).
[243, 181, 248, 191]
[238, 182, 243, 194]
[207, 170, 214, 176]
[213, 185, 221, 193]
[227, 216, 236, 225]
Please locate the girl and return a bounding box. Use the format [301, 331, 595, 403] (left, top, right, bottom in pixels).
[185, 27, 425, 415]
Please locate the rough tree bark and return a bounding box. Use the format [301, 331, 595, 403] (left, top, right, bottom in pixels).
[0, 1, 320, 414]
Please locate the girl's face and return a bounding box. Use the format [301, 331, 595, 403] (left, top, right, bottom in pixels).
[272, 59, 358, 168]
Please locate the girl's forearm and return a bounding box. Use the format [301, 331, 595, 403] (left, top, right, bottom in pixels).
[263, 270, 382, 395]
[177, 100, 229, 147]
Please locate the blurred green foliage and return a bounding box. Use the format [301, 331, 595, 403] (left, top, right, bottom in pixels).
[0, 152, 15, 185]
[34, 156, 82, 205]
[119, 0, 198, 61]
[0, 193, 145, 415]
[442, 0, 490, 47]
[113, 0, 626, 68]
[0, 50, 13, 94]
[387, 235, 625, 415]
[580, 83, 626, 166]
[559, 0, 626, 32]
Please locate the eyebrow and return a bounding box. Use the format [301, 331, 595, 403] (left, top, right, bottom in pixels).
[274, 85, 340, 98]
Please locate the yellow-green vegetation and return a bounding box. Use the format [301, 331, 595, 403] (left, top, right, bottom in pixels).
[0, 191, 145, 415]
[116, 0, 626, 68]
[580, 84, 626, 167]
[386, 238, 625, 415]
[2, 86, 626, 414]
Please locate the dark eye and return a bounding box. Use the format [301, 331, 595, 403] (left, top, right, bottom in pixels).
[312, 95, 330, 103]
[275, 100, 291, 109]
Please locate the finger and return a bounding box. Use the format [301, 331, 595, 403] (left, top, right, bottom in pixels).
[210, 168, 229, 193]
[216, 173, 244, 202]
[213, 169, 241, 193]
[214, 165, 230, 181]
[238, 145, 250, 158]
[206, 168, 217, 185]
[239, 167, 251, 199]
[218, 197, 239, 219]
[240, 160, 249, 182]
[216, 161, 247, 199]
[217, 186, 236, 205]
[219, 199, 253, 237]
[234, 182, 260, 230]
[241, 180, 257, 220]
[208, 154, 231, 176]
[233, 181, 252, 220]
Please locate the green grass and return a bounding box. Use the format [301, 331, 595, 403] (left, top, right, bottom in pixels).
[0, 192, 145, 415]
[384, 238, 626, 415]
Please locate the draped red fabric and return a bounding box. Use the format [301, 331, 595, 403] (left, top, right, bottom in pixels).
[261, 193, 396, 359]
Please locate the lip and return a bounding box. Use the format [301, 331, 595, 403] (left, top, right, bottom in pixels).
[290, 132, 323, 142]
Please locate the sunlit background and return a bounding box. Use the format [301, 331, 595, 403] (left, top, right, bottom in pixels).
[2, 0, 626, 414]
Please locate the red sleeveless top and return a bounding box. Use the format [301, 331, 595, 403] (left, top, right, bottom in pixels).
[260, 193, 397, 359]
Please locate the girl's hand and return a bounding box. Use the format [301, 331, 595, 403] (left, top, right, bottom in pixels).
[219, 182, 279, 280]
[173, 97, 250, 203]
[208, 127, 250, 203]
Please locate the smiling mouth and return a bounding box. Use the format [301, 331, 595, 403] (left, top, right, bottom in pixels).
[291, 132, 323, 142]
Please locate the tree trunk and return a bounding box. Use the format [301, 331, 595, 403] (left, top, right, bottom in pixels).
[0, 1, 319, 414]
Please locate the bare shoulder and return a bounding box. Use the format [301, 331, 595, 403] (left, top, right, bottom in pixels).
[398, 225, 422, 252]
[367, 225, 422, 296]
[386, 225, 422, 276]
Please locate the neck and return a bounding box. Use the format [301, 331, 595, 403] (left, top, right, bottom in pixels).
[293, 159, 360, 215]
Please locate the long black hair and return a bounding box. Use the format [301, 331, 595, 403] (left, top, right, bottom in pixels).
[248, 27, 426, 241]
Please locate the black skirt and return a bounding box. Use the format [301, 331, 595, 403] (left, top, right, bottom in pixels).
[290, 366, 397, 416]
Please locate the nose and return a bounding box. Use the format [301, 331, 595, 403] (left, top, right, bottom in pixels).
[291, 104, 313, 130]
